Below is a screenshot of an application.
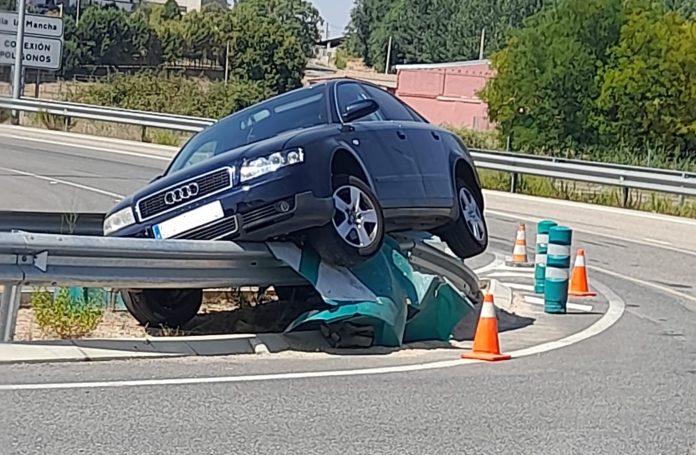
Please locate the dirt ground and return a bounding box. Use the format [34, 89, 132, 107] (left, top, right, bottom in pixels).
[14, 290, 329, 341]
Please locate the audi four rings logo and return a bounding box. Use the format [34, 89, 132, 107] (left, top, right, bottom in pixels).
[164, 183, 200, 205]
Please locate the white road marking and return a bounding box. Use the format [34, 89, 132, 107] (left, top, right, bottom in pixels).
[0, 133, 172, 162]
[485, 272, 536, 279]
[0, 166, 124, 199]
[523, 295, 593, 313]
[505, 283, 535, 292]
[589, 265, 696, 306]
[472, 256, 505, 275]
[486, 209, 696, 258]
[0, 279, 625, 392]
[643, 238, 672, 246]
[484, 190, 696, 227]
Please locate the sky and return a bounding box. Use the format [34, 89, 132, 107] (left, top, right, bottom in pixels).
[309, 0, 355, 39]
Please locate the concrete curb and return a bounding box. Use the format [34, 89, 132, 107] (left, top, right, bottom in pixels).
[0, 282, 520, 365]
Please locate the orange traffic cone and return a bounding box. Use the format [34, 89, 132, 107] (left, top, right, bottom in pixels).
[461, 292, 511, 362]
[506, 223, 532, 267]
[568, 249, 596, 297]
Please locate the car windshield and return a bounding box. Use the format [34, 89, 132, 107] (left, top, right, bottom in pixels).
[167, 85, 328, 174]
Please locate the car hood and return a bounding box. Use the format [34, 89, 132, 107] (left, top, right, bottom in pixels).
[107, 125, 328, 216]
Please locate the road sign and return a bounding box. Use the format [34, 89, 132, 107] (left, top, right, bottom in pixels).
[0, 10, 63, 38]
[0, 32, 62, 70]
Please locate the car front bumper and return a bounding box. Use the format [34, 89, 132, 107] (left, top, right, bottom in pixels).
[109, 190, 334, 243]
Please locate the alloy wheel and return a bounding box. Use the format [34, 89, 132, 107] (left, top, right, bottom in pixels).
[331, 185, 379, 248]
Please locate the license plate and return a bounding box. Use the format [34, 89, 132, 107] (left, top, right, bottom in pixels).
[152, 201, 224, 239]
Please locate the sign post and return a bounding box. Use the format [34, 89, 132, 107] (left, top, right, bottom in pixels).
[0, 6, 64, 123]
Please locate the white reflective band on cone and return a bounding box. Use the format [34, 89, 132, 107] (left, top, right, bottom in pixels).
[480, 301, 497, 318]
[535, 253, 547, 265]
[536, 234, 549, 245]
[545, 266, 569, 280]
[513, 245, 527, 254]
[547, 243, 571, 256]
[574, 254, 586, 267]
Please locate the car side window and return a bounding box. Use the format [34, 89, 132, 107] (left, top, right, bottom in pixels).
[336, 82, 384, 122]
[363, 85, 419, 122]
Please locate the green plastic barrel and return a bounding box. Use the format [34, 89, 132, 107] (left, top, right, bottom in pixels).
[544, 225, 572, 314]
[534, 219, 558, 294]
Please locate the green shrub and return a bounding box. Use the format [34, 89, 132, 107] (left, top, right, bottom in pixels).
[446, 126, 504, 150]
[68, 71, 271, 120]
[31, 288, 104, 339]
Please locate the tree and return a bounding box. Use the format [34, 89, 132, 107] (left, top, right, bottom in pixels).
[480, 0, 625, 151]
[234, 0, 322, 58]
[161, 0, 182, 21]
[76, 6, 157, 66]
[596, 2, 696, 152]
[227, 5, 306, 94]
[346, 0, 399, 66]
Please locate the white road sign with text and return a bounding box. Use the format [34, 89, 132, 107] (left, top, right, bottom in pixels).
[0, 32, 62, 70]
[0, 11, 63, 38]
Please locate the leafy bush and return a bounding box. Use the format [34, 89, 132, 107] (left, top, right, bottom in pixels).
[31, 288, 104, 339]
[69, 72, 270, 119]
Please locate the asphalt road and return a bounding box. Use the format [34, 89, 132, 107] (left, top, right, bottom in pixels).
[0, 127, 694, 455]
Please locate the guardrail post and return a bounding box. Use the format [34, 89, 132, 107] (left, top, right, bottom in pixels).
[534, 219, 558, 294]
[510, 172, 518, 193]
[678, 172, 686, 206]
[140, 125, 147, 142]
[621, 187, 629, 208]
[0, 284, 22, 342]
[544, 226, 572, 314]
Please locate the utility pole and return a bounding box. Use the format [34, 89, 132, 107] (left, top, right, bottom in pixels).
[478, 28, 485, 60]
[76, 0, 81, 26]
[385, 35, 392, 74]
[11, 0, 26, 124]
[325, 21, 329, 41]
[224, 41, 230, 84]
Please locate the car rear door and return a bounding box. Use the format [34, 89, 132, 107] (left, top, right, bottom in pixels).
[335, 81, 426, 207]
[361, 85, 454, 208]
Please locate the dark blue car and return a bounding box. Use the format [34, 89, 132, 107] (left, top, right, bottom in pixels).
[104, 79, 488, 326]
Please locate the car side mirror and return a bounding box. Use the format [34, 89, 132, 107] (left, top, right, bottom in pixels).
[342, 99, 379, 123]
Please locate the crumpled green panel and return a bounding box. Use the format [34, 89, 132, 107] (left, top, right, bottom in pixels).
[269, 234, 474, 347]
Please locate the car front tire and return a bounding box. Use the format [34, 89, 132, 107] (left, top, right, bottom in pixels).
[120, 288, 203, 327]
[440, 177, 488, 259]
[308, 174, 385, 268]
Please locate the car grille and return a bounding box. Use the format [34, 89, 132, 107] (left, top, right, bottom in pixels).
[242, 198, 295, 230]
[137, 168, 233, 221]
[173, 216, 239, 240]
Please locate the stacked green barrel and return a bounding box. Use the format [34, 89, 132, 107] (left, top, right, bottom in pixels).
[534, 220, 558, 294]
[544, 225, 573, 314]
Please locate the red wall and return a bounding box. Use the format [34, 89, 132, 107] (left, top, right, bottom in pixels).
[395, 62, 495, 131]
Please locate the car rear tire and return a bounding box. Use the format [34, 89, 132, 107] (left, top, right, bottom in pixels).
[440, 178, 488, 259]
[120, 288, 203, 327]
[308, 174, 384, 268]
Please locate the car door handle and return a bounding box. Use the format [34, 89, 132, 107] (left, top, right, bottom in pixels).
[431, 132, 440, 140]
[396, 131, 407, 140]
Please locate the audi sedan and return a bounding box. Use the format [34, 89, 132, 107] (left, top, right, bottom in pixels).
[104, 79, 488, 327]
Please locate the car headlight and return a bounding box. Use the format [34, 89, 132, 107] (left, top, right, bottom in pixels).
[240, 147, 304, 183]
[103, 206, 136, 235]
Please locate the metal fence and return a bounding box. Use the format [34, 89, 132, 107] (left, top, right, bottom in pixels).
[0, 96, 694, 198]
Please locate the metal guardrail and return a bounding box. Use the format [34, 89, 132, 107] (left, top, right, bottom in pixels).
[0, 231, 480, 342]
[0, 96, 693, 197]
[0, 97, 216, 133]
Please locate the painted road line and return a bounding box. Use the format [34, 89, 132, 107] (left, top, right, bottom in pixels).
[485, 272, 537, 279]
[643, 238, 672, 246]
[0, 166, 124, 199]
[505, 283, 535, 292]
[0, 279, 624, 392]
[484, 190, 696, 227]
[589, 265, 696, 307]
[473, 256, 505, 275]
[486, 209, 696, 258]
[523, 295, 593, 313]
[0, 134, 172, 162]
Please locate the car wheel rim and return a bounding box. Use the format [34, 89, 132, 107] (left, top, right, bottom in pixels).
[331, 185, 379, 249]
[459, 187, 485, 242]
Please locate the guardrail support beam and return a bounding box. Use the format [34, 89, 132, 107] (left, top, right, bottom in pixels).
[510, 172, 518, 193]
[0, 284, 22, 342]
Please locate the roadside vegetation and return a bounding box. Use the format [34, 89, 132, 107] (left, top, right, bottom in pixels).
[31, 288, 105, 339]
